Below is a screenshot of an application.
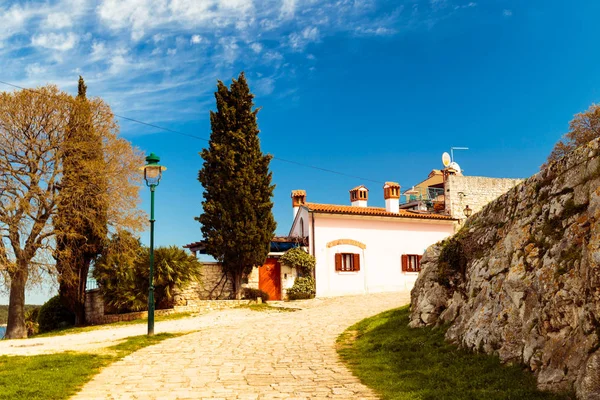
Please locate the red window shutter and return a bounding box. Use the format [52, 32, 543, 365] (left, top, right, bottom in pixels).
[353, 254, 360, 271]
[401, 254, 408, 272]
[335, 253, 342, 271]
[417, 255, 423, 271]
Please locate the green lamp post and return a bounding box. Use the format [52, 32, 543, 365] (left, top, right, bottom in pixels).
[141, 153, 166, 336]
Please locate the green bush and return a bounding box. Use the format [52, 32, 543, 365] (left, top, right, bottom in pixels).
[280, 247, 315, 275]
[93, 232, 203, 313]
[25, 307, 40, 336]
[287, 276, 316, 300]
[243, 288, 270, 301]
[37, 296, 75, 333]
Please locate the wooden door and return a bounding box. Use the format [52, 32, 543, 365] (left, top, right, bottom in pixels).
[259, 258, 281, 301]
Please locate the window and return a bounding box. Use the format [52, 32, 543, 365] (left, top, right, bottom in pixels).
[402, 254, 422, 272]
[335, 253, 360, 272]
[299, 218, 304, 235]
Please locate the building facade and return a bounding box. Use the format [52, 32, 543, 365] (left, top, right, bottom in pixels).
[288, 184, 456, 297]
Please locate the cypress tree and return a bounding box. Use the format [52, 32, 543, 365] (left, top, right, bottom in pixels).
[54, 76, 108, 325]
[197, 72, 276, 299]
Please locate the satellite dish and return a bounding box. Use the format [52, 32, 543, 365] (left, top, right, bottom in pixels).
[448, 161, 461, 173]
[442, 152, 451, 167]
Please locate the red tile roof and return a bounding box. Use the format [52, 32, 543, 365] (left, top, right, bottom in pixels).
[305, 202, 455, 221]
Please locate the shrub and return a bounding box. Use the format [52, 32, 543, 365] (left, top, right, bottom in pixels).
[287, 276, 316, 300]
[94, 232, 203, 313]
[25, 307, 40, 336]
[280, 247, 315, 276]
[243, 288, 270, 301]
[37, 296, 75, 333]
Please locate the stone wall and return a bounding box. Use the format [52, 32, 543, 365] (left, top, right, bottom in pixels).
[410, 139, 600, 399]
[445, 175, 523, 220]
[84, 288, 253, 325]
[171, 263, 260, 305]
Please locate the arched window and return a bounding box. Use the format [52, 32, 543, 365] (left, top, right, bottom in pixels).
[299, 218, 305, 235]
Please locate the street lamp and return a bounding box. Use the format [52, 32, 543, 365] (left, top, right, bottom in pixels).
[463, 205, 473, 218]
[141, 152, 166, 336]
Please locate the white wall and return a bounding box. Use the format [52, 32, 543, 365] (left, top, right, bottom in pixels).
[312, 215, 455, 297]
[289, 207, 310, 237]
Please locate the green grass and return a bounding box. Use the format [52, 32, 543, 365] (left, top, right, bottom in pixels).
[237, 303, 298, 312]
[0, 333, 182, 400]
[337, 306, 572, 400]
[32, 312, 194, 338]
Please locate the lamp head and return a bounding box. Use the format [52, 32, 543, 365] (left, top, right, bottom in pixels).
[463, 205, 473, 218]
[141, 152, 166, 187]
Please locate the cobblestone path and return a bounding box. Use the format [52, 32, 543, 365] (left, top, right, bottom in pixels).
[73, 292, 410, 400]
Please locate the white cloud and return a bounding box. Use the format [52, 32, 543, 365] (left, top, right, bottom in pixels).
[153, 33, 166, 43]
[91, 41, 108, 60]
[255, 77, 275, 95]
[31, 32, 78, 51]
[288, 26, 319, 50]
[250, 42, 263, 53]
[280, 0, 296, 18]
[264, 51, 283, 62]
[218, 37, 240, 64]
[25, 63, 47, 77]
[0, 0, 478, 134]
[355, 26, 396, 36]
[503, 9, 513, 17]
[45, 13, 72, 29]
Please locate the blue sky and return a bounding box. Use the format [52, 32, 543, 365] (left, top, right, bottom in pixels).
[1, 0, 599, 304]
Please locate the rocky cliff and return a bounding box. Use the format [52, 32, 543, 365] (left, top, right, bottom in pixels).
[410, 140, 600, 399]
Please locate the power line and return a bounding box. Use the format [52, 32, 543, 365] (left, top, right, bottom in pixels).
[0, 79, 385, 185]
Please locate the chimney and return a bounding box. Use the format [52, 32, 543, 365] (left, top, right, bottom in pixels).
[291, 190, 306, 220]
[384, 182, 400, 213]
[349, 185, 369, 207]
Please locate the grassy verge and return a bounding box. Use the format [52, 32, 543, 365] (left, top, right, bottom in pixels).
[237, 303, 298, 312]
[32, 312, 194, 338]
[337, 306, 572, 400]
[0, 332, 183, 400]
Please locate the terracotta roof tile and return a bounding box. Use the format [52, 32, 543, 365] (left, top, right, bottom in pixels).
[350, 185, 369, 191]
[305, 202, 455, 221]
[291, 190, 306, 197]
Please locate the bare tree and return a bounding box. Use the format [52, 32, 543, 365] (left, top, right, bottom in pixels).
[0, 85, 145, 338]
[0, 86, 70, 338]
[546, 103, 600, 166]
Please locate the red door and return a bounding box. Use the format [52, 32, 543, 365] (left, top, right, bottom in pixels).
[259, 258, 281, 301]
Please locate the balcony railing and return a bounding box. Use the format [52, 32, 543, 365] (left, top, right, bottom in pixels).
[401, 187, 445, 205]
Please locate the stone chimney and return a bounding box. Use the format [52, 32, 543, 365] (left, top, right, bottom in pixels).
[383, 182, 400, 213]
[291, 190, 306, 220]
[349, 185, 369, 207]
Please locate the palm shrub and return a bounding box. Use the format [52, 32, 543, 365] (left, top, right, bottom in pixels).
[94, 232, 202, 313]
[25, 307, 40, 336]
[149, 246, 203, 309]
[280, 247, 316, 300]
[93, 231, 144, 313]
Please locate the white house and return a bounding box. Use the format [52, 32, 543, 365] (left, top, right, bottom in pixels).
[287, 183, 457, 297]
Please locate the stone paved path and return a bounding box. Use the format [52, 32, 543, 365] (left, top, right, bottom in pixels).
[0, 309, 270, 356]
[74, 292, 410, 400]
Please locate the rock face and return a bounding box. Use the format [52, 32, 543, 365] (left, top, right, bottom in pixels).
[410, 140, 600, 399]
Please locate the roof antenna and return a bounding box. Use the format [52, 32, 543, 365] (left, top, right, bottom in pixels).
[450, 147, 469, 162]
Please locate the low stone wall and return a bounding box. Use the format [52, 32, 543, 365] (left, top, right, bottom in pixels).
[84, 288, 253, 325]
[173, 262, 233, 302]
